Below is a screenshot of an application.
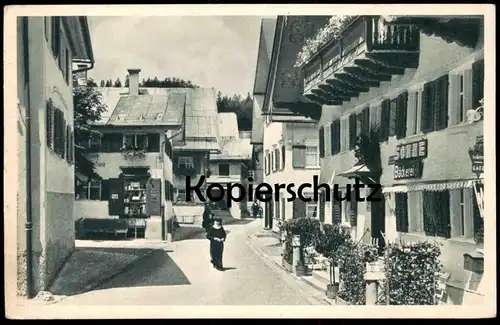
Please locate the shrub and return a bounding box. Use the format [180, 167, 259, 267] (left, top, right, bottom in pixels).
[337, 238, 366, 305]
[386, 241, 442, 305]
[282, 218, 322, 248]
[314, 223, 351, 263]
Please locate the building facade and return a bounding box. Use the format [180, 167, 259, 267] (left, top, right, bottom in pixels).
[290, 15, 485, 304]
[207, 113, 253, 219]
[74, 69, 184, 241]
[251, 17, 330, 231]
[17, 16, 94, 297]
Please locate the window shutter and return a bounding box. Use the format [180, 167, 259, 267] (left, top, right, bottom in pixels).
[362, 107, 370, 134]
[276, 148, 280, 170]
[472, 59, 484, 110]
[423, 192, 435, 236]
[330, 121, 336, 155]
[335, 119, 341, 154]
[281, 145, 286, 170]
[100, 179, 110, 201]
[350, 193, 357, 226]
[421, 82, 434, 133]
[66, 126, 70, 162]
[319, 126, 325, 158]
[51, 17, 60, 57]
[292, 145, 306, 168]
[380, 99, 391, 141]
[395, 192, 409, 232]
[434, 75, 449, 131]
[293, 199, 306, 219]
[319, 191, 325, 223]
[147, 134, 160, 152]
[435, 191, 451, 238]
[46, 101, 54, 149]
[61, 117, 67, 159]
[348, 114, 357, 149]
[53, 109, 59, 154]
[108, 177, 125, 216]
[332, 192, 342, 224]
[396, 92, 408, 139]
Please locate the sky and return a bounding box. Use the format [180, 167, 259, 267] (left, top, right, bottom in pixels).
[87, 16, 264, 97]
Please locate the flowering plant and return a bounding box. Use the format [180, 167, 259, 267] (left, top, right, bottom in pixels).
[121, 145, 147, 159]
[295, 15, 357, 68]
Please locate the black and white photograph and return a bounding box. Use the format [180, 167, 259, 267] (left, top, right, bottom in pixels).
[4, 4, 496, 319]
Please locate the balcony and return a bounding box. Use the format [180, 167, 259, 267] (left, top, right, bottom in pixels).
[300, 16, 420, 106]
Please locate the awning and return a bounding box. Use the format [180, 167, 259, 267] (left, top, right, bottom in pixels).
[337, 164, 372, 178]
[382, 180, 475, 193]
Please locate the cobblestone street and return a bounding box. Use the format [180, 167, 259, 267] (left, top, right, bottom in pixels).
[58, 220, 317, 305]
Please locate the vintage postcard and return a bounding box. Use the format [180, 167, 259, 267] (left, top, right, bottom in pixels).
[3, 4, 496, 319]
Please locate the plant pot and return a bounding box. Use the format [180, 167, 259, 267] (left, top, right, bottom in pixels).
[326, 284, 339, 299]
[295, 265, 307, 277]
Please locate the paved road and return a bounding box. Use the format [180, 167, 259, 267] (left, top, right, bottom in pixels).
[59, 220, 312, 305]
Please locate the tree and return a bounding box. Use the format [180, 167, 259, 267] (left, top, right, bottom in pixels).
[73, 77, 107, 178]
[99, 80, 105, 87]
[113, 78, 122, 87]
[216, 91, 253, 131]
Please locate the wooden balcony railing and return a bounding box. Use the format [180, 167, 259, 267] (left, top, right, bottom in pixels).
[302, 16, 420, 102]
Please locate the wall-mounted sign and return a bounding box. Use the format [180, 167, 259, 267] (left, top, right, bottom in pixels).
[468, 136, 484, 177]
[388, 155, 398, 165]
[394, 160, 423, 180]
[125, 218, 146, 227]
[396, 139, 428, 161]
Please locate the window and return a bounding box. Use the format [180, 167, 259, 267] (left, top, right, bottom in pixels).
[51, 17, 60, 59]
[331, 191, 342, 224]
[281, 145, 286, 170]
[358, 107, 370, 136]
[395, 193, 409, 233]
[53, 108, 66, 158]
[101, 133, 122, 152]
[395, 92, 408, 140]
[306, 199, 318, 218]
[178, 157, 194, 169]
[319, 126, 325, 158]
[76, 180, 102, 200]
[274, 148, 280, 171]
[147, 134, 160, 152]
[340, 117, 349, 152]
[305, 146, 319, 167]
[406, 90, 422, 137]
[123, 134, 148, 150]
[421, 75, 449, 133]
[292, 145, 306, 168]
[459, 74, 465, 122]
[450, 188, 481, 239]
[423, 190, 451, 238]
[218, 163, 230, 176]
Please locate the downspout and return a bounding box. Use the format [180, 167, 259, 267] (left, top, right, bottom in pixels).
[23, 17, 34, 298]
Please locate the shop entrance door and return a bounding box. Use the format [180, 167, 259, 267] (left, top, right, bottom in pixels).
[370, 188, 386, 251]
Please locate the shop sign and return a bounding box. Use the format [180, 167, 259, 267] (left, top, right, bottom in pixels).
[125, 218, 146, 227]
[469, 136, 484, 177]
[394, 160, 423, 180]
[395, 139, 428, 161]
[388, 155, 398, 165]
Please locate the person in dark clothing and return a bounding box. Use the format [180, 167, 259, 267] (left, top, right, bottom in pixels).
[206, 218, 227, 271]
[202, 203, 213, 232]
[252, 200, 261, 219]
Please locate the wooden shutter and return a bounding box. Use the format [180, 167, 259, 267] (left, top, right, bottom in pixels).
[46, 100, 54, 149]
[264, 153, 269, 175]
[147, 178, 162, 216]
[361, 107, 370, 135]
[319, 191, 326, 223]
[292, 145, 306, 168]
[396, 92, 408, 139]
[293, 199, 307, 219]
[335, 119, 341, 154]
[434, 75, 449, 131]
[472, 188, 483, 239]
[349, 114, 357, 149]
[164, 180, 168, 201]
[330, 121, 336, 154]
[389, 99, 397, 137]
[421, 82, 435, 133]
[435, 191, 451, 238]
[51, 17, 60, 58]
[350, 192, 358, 226]
[61, 117, 67, 159]
[100, 179, 110, 201]
[281, 145, 286, 170]
[332, 191, 342, 224]
[66, 126, 70, 162]
[472, 59, 484, 110]
[319, 126, 325, 158]
[380, 99, 391, 141]
[108, 177, 125, 216]
[395, 192, 409, 232]
[147, 134, 160, 152]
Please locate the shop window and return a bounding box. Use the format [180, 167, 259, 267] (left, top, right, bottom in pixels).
[218, 163, 230, 176]
[305, 146, 319, 167]
[76, 180, 102, 200]
[423, 190, 451, 238]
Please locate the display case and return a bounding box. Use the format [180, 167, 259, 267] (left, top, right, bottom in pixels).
[123, 180, 148, 218]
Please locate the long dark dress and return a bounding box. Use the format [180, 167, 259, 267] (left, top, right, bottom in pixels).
[206, 226, 227, 269]
[202, 209, 212, 231]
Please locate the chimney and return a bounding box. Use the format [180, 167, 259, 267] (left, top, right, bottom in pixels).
[127, 68, 141, 96]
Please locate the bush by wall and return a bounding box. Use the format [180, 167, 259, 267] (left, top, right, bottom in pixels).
[386, 241, 442, 305]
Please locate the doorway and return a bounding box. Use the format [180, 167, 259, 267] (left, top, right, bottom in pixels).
[370, 188, 386, 251]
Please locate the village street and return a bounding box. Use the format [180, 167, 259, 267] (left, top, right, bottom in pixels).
[58, 220, 317, 306]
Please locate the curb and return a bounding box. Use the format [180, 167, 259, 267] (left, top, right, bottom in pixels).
[245, 235, 330, 306]
[55, 247, 160, 303]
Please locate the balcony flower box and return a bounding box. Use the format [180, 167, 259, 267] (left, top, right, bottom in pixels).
[121, 146, 147, 160]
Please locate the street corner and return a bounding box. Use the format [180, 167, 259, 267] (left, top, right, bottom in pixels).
[48, 246, 159, 298]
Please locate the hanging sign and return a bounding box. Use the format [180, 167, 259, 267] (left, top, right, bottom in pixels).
[468, 136, 484, 178]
